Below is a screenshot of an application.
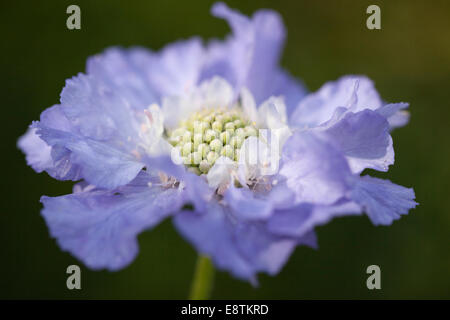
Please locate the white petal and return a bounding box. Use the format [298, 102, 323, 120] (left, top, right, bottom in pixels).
[199, 76, 234, 109]
[206, 156, 237, 189]
[240, 87, 259, 124]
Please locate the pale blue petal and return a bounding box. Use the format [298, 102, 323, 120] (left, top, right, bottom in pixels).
[204, 2, 306, 109]
[143, 38, 205, 98]
[86, 47, 158, 110]
[376, 102, 410, 129]
[350, 176, 417, 226]
[233, 222, 299, 279]
[321, 109, 394, 173]
[224, 185, 274, 221]
[173, 203, 309, 283]
[41, 171, 185, 271]
[290, 75, 383, 128]
[18, 128, 53, 173]
[60, 73, 143, 141]
[34, 73, 168, 189]
[268, 200, 362, 238]
[174, 205, 256, 281]
[19, 105, 82, 180]
[279, 132, 351, 205]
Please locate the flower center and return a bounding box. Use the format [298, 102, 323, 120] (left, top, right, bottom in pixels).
[168, 107, 258, 174]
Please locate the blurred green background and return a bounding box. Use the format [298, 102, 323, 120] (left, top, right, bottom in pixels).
[1, 0, 449, 299]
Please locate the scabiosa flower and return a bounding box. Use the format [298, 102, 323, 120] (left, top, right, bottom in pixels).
[18, 2, 417, 285]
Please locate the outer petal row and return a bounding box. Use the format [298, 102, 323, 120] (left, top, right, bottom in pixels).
[290, 75, 410, 130]
[173, 203, 316, 284]
[204, 2, 307, 111]
[41, 171, 186, 271]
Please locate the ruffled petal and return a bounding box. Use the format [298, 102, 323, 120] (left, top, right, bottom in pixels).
[60, 73, 148, 141]
[203, 3, 306, 110]
[376, 102, 410, 129]
[350, 176, 417, 226]
[279, 132, 351, 205]
[19, 105, 82, 180]
[23, 39, 206, 187]
[87, 39, 205, 107]
[233, 222, 314, 281]
[18, 128, 53, 173]
[224, 185, 273, 221]
[41, 171, 185, 271]
[34, 74, 169, 189]
[86, 47, 158, 110]
[320, 109, 394, 173]
[238, 7, 286, 102]
[144, 38, 205, 98]
[290, 75, 383, 128]
[173, 203, 311, 283]
[174, 205, 255, 282]
[268, 200, 362, 238]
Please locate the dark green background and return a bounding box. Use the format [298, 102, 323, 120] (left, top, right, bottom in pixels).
[1, 0, 449, 299]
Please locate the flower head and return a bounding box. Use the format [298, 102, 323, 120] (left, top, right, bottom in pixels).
[18, 2, 417, 284]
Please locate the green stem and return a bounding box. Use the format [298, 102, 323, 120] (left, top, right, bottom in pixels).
[189, 255, 215, 300]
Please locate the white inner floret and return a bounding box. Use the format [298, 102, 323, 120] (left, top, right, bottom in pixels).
[168, 107, 259, 175]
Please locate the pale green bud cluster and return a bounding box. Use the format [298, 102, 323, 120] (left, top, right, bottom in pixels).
[168, 107, 258, 174]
